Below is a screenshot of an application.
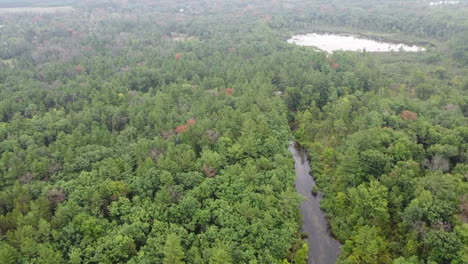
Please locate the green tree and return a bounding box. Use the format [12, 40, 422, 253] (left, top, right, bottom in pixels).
[348, 181, 390, 229]
[0, 243, 18, 264]
[163, 234, 185, 264]
[293, 243, 308, 264]
[340, 226, 391, 264]
[423, 230, 462, 264]
[209, 243, 233, 264]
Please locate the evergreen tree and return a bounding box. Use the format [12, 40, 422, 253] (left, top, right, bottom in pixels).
[163, 234, 185, 264]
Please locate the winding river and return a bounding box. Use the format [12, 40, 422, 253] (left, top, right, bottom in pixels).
[289, 142, 341, 264]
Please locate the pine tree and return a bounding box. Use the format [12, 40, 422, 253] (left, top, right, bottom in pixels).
[209, 243, 233, 264]
[163, 234, 185, 264]
[0, 243, 18, 264]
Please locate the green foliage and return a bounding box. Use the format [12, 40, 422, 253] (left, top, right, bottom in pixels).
[163, 234, 185, 264]
[293, 3, 467, 262]
[209, 243, 233, 264]
[0, 243, 18, 264]
[293, 243, 309, 264]
[348, 181, 390, 229]
[0, 1, 466, 263]
[392, 256, 420, 264]
[340, 226, 391, 264]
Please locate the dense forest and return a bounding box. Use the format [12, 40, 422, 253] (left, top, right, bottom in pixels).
[0, 0, 466, 263]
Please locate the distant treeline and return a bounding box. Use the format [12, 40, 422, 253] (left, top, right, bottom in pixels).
[0, 0, 75, 8]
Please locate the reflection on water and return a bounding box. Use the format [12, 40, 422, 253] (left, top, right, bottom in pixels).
[288, 33, 425, 53]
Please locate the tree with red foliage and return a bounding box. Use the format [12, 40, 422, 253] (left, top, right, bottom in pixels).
[176, 125, 189, 134]
[175, 53, 183, 60]
[225, 88, 234, 95]
[263, 15, 272, 22]
[326, 58, 339, 69]
[187, 119, 196, 126]
[400, 110, 417, 120]
[75, 65, 85, 74]
[71, 30, 80, 39]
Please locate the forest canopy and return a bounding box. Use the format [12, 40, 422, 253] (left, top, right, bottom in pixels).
[0, 0, 467, 263]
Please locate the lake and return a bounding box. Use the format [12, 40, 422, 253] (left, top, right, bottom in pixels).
[288, 33, 425, 53]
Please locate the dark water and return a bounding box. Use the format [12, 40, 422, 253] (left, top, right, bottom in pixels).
[289, 142, 341, 264]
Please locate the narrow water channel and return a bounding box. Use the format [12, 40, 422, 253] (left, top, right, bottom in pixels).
[289, 142, 341, 264]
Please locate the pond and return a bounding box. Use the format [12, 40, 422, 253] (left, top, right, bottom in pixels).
[288, 33, 425, 53]
[430, 1, 460, 6]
